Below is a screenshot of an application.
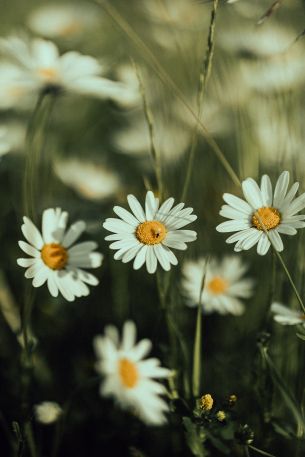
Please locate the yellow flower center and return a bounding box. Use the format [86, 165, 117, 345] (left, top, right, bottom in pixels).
[135, 221, 167, 245]
[252, 207, 281, 231]
[118, 358, 139, 388]
[37, 67, 58, 81]
[41, 243, 68, 270]
[59, 21, 82, 37]
[207, 276, 229, 295]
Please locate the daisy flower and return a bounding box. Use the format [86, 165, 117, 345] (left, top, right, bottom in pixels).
[0, 36, 128, 103]
[103, 191, 197, 274]
[17, 208, 103, 301]
[216, 171, 305, 255]
[54, 158, 121, 202]
[34, 402, 62, 424]
[28, 3, 100, 40]
[182, 256, 253, 315]
[94, 320, 171, 425]
[271, 302, 305, 326]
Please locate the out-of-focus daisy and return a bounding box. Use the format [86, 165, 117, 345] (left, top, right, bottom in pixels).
[218, 23, 296, 58]
[94, 320, 171, 425]
[114, 64, 141, 108]
[103, 191, 197, 274]
[34, 401, 62, 424]
[0, 36, 129, 103]
[271, 302, 305, 326]
[0, 63, 37, 110]
[183, 256, 253, 315]
[0, 122, 26, 156]
[113, 115, 192, 164]
[54, 159, 121, 202]
[28, 3, 100, 40]
[216, 171, 305, 255]
[17, 208, 103, 301]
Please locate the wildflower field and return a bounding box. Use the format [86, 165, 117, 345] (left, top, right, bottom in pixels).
[1, 0, 305, 456]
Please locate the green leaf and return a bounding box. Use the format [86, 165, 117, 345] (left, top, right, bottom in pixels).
[183, 417, 208, 457]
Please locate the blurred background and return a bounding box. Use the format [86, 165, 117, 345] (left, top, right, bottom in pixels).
[1, 0, 305, 455]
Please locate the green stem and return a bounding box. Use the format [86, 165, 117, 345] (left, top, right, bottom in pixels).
[248, 444, 277, 457]
[192, 304, 202, 397]
[181, 0, 219, 202]
[274, 250, 305, 314]
[132, 60, 163, 199]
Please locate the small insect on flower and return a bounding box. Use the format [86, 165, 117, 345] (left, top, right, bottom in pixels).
[216, 171, 305, 255]
[271, 302, 305, 326]
[183, 256, 254, 315]
[17, 208, 103, 301]
[103, 190, 197, 274]
[94, 321, 171, 425]
[34, 401, 62, 424]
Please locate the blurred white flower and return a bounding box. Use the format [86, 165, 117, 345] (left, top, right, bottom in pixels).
[183, 256, 253, 315]
[28, 3, 100, 40]
[113, 115, 192, 163]
[0, 36, 130, 104]
[0, 62, 37, 110]
[216, 171, 305, 255]
[103, 191, 197, 274]
[54, 159, 121, 202]
[17, 208, 103, 301]
[0, 122, 26, 155]
[34, 401, 62, 424]
[94, 320, 171, 425]
[218, 23, 296, 57]
[271, 302, 305, 326]
[114, 64, 141, 108]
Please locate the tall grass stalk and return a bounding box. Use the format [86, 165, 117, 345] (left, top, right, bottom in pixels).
[181, 0, 219, 202]
[192, 259, 209, 397]
[96, 0, 241, 188]
[132, 60, 163, 198]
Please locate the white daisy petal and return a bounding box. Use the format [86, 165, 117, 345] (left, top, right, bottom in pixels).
[133, 245, 148, 270]
[273, 171, 289, 208]
[153, 244, 171, 271]
[216, 220, 249, 232]
[122, 244, 143, 264]
[257, 233, 271, 255]
[103, 218, 135, 234]
[260, 175, 272, 206]
[21, 217, 44, 249]
[286, 192, 305, 216]
[32, 266, 49, 288]
[242, 178, 263, 209]
[269, 230, 284, 252]
[17, 258, 37, 268]
[276, 224, 297, 235]
[127, 194, 146, 222]
[62, 221, 86, 248]
[18, 240, 40, 258]
[145, 191, 158, 220]
[25, 259, 45, 279]
[223, 193, 252, 215]
[47, 271, 59, 297]
[113, 206, 139, 226]
[146, 247, 157, 274]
